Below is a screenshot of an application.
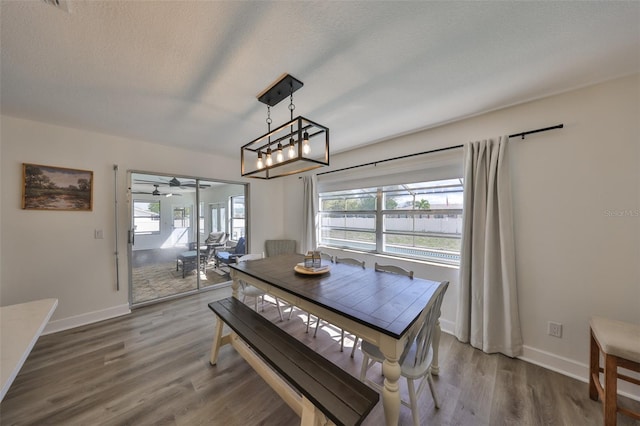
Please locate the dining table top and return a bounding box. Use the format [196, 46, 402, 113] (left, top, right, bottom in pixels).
[229, 253, 443, 339]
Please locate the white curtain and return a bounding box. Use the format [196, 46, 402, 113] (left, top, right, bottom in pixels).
[301, 175, 318, 254]
[455, 136, 523, 357]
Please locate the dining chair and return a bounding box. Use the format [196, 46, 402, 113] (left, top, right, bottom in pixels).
[236, 253, 284, 321]
[349, 262, 415, 357]
[374, 262, 414, 279]
[313, 257, 365, 351]
[359, 282, 449, 426]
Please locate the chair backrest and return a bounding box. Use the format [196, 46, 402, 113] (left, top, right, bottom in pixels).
[375, 262, 414, 279]
[402, 281, 449, 367]
[237, 253, 264, 263]
[334, 257, 365, 268]
[318, 251, 333, 262]
[205, 231, 226, 244]
[264, 239, 296, 257]
[234, 237, 246, 255]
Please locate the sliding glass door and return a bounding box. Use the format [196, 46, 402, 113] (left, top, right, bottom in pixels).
[128, 173, 247, 306]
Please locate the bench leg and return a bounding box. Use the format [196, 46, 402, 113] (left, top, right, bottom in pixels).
[300, 397, 332, 426]
[589, 330, 599, 401]
[604, 354, 618, 426]
[210, 314, 225, 365]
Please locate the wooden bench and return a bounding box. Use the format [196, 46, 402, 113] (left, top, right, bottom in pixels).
[589, 316, 640, 425]
[209, 297, 378, 426]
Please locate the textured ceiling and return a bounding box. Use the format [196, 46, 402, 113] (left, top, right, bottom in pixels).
[1, 1, 639, 159]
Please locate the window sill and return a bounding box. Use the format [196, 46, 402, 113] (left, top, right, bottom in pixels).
[318, 246, 460, 270]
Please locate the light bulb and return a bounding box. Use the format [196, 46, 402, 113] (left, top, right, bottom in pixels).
[302, 132, 310, 155]
[266, 148, 273, 167]
[288, 138, 296, 159]
[257, 153, 264, 169]
[276, 143, 283, 163]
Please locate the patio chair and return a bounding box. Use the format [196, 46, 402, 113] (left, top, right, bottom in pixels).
[215, 237, 246, 268]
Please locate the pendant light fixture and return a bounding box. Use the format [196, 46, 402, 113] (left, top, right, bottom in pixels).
[241, 74, 330, 179]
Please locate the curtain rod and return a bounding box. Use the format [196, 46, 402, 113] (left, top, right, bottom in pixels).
[314, 123, 563, 177]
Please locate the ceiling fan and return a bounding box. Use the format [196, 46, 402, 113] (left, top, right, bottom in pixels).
[131, 184, 181, 197]
[169, 177, 210, 189]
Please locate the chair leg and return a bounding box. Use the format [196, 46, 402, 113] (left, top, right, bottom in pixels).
[340, 329, 345, 352]
[350, 337, 359, 358]
[313, 318, 321, 338]
[359, 354, 370, 381]
[427, 373, 440, 409]
[305, 312, 311, 333]
[275, 298, 283, 322]
[407, 378, 420, 426]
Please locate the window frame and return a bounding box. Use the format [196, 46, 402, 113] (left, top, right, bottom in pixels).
[229, 195, 246, 241]
[133, 199, 161, 235]
[318, 179, 463, 265]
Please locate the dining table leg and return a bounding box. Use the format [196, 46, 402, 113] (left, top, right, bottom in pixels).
[230, 270, 240, 299]
[381, 357, 402, 426]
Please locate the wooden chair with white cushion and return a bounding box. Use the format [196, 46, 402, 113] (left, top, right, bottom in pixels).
[236, 253, 284, 321]
[589, 316, 640, 425]
[359, 281, 448, 426]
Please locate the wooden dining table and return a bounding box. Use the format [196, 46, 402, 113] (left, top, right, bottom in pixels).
[225, 254, 447, 426]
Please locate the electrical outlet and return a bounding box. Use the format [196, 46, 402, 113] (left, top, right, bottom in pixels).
[548, 321, 563, 338]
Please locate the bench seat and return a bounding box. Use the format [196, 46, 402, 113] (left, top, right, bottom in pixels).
[209, 297, 378, 426]
[589, 316, 640, 425]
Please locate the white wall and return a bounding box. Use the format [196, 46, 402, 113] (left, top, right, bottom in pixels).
[0, 116, 285, 330]
[283, 74, 640, 392]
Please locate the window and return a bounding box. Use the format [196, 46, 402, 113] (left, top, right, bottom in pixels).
[172, 206, 192, 228]
[133, 200, 160, 235]
[319, 178, 463, 264]
[210, 202, 226, 233]
[230, 195, 245, 240]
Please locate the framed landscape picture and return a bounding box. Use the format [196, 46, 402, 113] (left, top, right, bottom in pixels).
[22, 163, 93, 211]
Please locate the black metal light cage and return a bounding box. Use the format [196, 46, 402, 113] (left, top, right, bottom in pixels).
[241, 115, 329, 179]
[241, 73, 330, 180]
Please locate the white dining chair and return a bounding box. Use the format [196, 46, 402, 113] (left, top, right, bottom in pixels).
[237, 253, 284, 321]
[374, 262, 414, 279]
[359, 281, 449, 426]
[313, 257, 364, 351]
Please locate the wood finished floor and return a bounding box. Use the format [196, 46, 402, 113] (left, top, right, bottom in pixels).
[1, 288, 638, 426]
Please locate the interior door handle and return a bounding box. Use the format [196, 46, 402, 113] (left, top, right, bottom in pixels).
[128, 230, 135, 245]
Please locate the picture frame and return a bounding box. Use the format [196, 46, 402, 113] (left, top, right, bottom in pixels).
[22, 163, 93, 211]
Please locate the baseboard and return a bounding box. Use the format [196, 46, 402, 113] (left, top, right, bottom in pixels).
[520, 345, 640, 402]
[439, 318, 456, 335]
[438, 325, 639, 402]
[43, 304, 131, 335]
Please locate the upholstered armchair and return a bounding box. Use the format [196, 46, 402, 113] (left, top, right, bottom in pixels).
[264, 239, 296, 257]
[205, 232, 228, 261]
[215, 237, 246, 268]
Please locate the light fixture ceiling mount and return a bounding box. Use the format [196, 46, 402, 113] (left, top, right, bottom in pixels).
[241, 74, 329, 179]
